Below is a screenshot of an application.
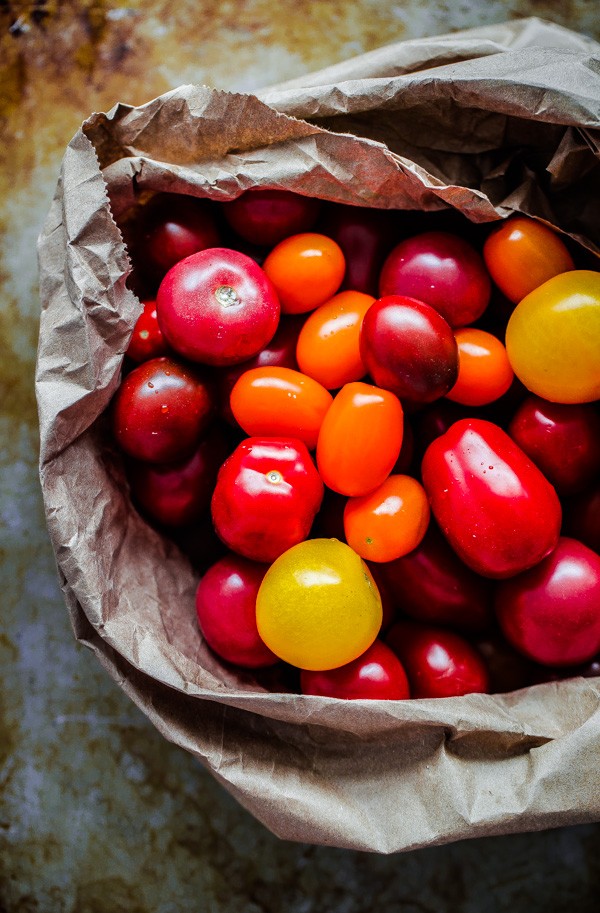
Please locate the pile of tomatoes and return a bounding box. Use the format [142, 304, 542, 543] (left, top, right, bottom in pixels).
[112, 188, 600, 701]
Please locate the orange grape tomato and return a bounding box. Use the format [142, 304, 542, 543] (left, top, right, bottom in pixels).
[446, 327, 514, 407]
[344, 474, 430, 563]
[483, 215, 574, 304]
[316, 381, 404, 497]
[262, 233, 346, 314]
[230, 366, 333, 450]
[296, 290, 375, 389]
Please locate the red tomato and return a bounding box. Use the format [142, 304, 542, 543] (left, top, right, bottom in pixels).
[141, 193, 221, 277]
[421, 418, 562, 578]
[126, 299, 170, 363]
[230, 367, 333, 450]
[320, 204, 398, 296]
[211, 437, 323, 563]
[112, 356, 214, 463]
[300, 640, 410, 700]
[474, 633, 534, 694]
[221, 189, 321, 247]
[262, 233, 346, 314]
[316, 382, 404, 497]
[446, 327, 514, 407]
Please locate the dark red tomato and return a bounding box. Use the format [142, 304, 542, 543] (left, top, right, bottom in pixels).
[220, 188, 321, 247]
[379, 524, 493, 632]
[112, 356, 214, 463]
[475, 633, 535, 694]
[386, 621, 489, 698]
[421, 418, 562, 579]
[379, 231, 491, 328]
[126, 299, 170, 363]
[195, 554, 279, 668]
[211, 437, 324, 563]
[320, 204, 398, 296]
[563, 481, 600, 554]
[300, 640, 410, 700]
[141, 193, 221, 277]
[156, 248, 280, 366]
[360, 296, 458, 405]
[495, 537, 600, 667]
[127, 426, 229, 527]
[508, 396, 600, 496]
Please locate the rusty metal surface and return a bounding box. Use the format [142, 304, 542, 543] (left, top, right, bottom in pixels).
[1, 2, 600, 910]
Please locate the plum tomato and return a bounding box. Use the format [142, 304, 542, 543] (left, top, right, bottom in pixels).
[360, 296, 458, 405]
[300, 640, 410, 700]
[141, 193, 221, 277]
[112, 356, 214, 463]
[483, 215, 575, 304]
[295, 290, 375, 390]
[316, 381, 404, 497]
[343, 474, 430, 563]
[508, 396, 600, 496]
[220, 189, 321, 247]
[255, 538, 382, 670]
[126, 300, 170, 363]
[421, 418, 562, 579]
[211, 437, 323, 563]
[379, 231, 491, 327]
[495, 537, 600, 667]
[505, 270, 600, 403]
[195, 554, 279, 668]
[262, 233, 346, 314]
[446, 327, 514, 407]
[230, 366, 332, 450]
[156, 247, 280, 366]
[320, 204, 398, 296]
[386, 621, 490, 698]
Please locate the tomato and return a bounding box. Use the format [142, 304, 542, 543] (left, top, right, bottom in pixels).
[360, 295, 458, 404]
[126, 299, 170, 363]
[505, 270, 600, 403]
[386, 621, 490, 698]
[221, 189, 321, 247]
[230, 366, 332, 450]
[495, 537, 600, 667]
[295, 290, 374, 389]
[343, 474, 430, 563]
[140, 192, 221, 277]
[316, 381, 404, 496]
[475, 634, 534, 694]
[112, 356, 214, 463]
[563, 481, 600, 554]
[300, 640, 410, 700]
[421, 418, 562, 578]
[262, 233, 346, 314]
[255, 538, 382, 670]
[379, 231, 491, 327]
[156, 248, 280, 366]
[446, 327, 514, 407]
[483, 215, 575, 304]
[211, 437, 323, 563]
[320, 204, 398, 296]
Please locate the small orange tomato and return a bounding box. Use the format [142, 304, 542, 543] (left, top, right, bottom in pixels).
[262, 233, 346, 314]
[230, 366, 333, 450]
[483, 215, 574, 304]
[316, 381, 404, 497]
[446, 327, 514, 407]
[296, 290, 375, 389]
[344, 475, 430, 563]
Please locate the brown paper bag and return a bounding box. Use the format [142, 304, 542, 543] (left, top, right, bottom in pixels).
[36, 18, 600, 852]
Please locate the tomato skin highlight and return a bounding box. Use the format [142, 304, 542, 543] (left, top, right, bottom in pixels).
[421, 418, 562, 579]
[344, 474, 430, 563]
[126, 299, 170, 363]
[300, 640, 410, 700]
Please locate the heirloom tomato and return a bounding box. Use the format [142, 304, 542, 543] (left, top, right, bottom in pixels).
[300, 640, 410, 700]
[262, 233, 345, 314]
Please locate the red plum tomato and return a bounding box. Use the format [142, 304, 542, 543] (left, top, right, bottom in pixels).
[221, 189, 321, 247]
[300, 640, 410, 700]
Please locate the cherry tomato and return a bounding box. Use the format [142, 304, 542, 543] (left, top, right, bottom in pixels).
[112, 356, 214, 463]
[156, 248, 280, 366]
[446, 327, 514, 407]
[211, 437, 323, 563]
[195, 554, 279, 668]
[296, 290, 374, 390]
[344, 474, 430, 563]
[141, 193, 221, 277]
[316, 381, 404, 497]
[421, 418, 562, 578]
[230, 366, 332, 450]
[360, 295, 458, 404]
[483, 215, 575, 303]
[221, 189, 321, 247]
[495, 537, 600, 667]
[262, 233, 346, 314]
[300, 640, 409, 700]
[255, 538, 382, 670]
[320, 204, 398, 296]
[379, 231, 491, 327]
[386, 621, 489, 698]
[505, 270, 600, 403]
[126, 299, 170, 363]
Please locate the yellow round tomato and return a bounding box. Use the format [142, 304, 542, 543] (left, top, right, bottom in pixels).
[505, 270, 600, 403]
[255, 538, 382, 671]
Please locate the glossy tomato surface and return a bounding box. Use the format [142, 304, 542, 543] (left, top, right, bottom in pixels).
[126, 300, 170, 363]
[262, 233, 345, 314]
[300, 639, 410, 700]
[141, 193, 221, 277]
[447, 327, 514, 407]
[221, 189, 321, 247]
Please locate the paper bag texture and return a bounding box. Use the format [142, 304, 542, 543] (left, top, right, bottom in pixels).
[37, 18, 600, 852]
